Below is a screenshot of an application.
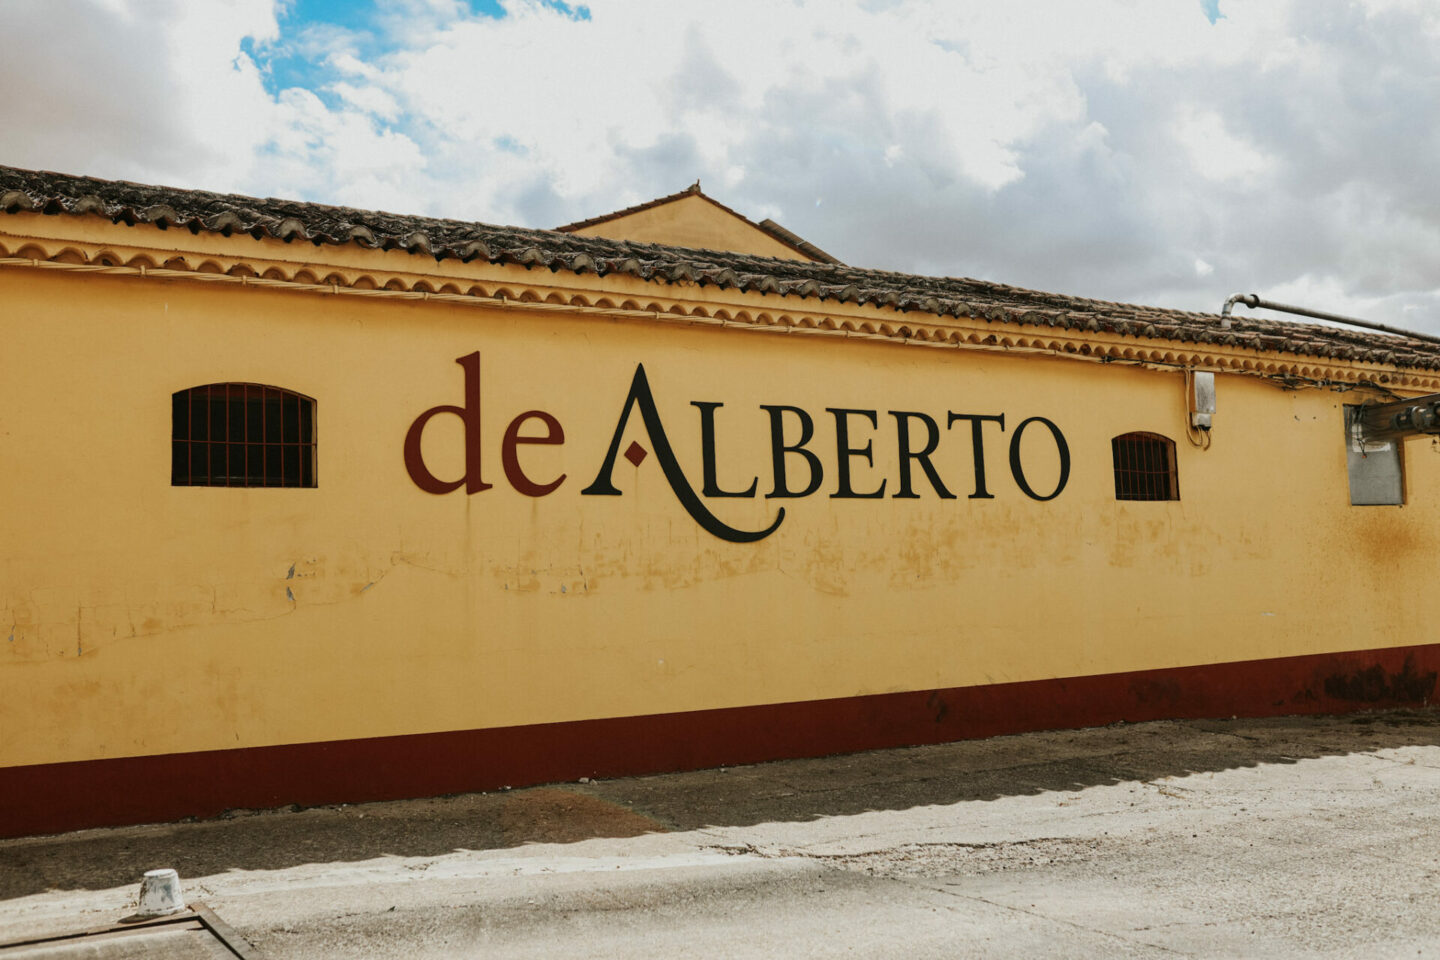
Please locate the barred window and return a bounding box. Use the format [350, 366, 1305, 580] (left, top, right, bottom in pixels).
[172, 384, 316, 487]
[1112, 432, 1177, 501]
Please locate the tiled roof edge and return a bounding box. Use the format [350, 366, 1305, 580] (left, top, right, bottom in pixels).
[3, 163, 1438, 372]
[756, 218, 841, 265]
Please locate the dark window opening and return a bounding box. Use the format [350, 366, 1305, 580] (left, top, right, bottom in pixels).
[1112, 432, 1178, 501]
[172, 384, 316, 487]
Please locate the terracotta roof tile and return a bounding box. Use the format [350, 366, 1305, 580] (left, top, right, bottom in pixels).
[3, 164, 1438, 371]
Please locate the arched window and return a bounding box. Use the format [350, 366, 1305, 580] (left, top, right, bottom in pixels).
[172, 384, 316, 487]
[1111, 432, 1177, 501]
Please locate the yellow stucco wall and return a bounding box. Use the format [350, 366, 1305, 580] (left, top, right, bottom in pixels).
[566, 193, 808, 260]
[2, 233, 1437, 770]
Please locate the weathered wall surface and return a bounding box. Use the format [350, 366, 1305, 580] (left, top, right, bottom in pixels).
[3, 256, 1438, 774]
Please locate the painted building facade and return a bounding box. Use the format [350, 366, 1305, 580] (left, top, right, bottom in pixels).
[2, 166, 1438, 837]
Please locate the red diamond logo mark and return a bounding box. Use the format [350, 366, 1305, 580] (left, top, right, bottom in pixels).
[624, 441, 648, 467]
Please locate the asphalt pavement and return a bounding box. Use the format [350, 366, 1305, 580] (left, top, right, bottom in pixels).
[4, 710, 1440, 958]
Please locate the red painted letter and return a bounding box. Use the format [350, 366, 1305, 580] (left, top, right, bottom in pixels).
[403, 352, 493, 494]
[502, 410, 566, 496]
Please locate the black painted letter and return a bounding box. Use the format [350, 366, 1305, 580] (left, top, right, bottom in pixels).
[1008, 416, 1070, 501]
[760, 405, 823, 498]
[946, 413, 1006, 499]
[827, 408, 886, 499]
[691, 402, 758, 498]
[581, 365, 784, 542]
[890, 411, 955, 499]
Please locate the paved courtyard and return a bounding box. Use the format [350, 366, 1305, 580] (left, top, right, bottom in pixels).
[4, 710, 1440, 958]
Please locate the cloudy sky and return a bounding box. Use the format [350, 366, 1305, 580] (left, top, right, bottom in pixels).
[5, 0, 1439, 328]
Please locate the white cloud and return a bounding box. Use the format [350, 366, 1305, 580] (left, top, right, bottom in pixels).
[1172, 109, 1274, 183]
[0, 0, 279, 189]
[261, 87, 427, 209]
[2, 0, 1439, 333]
[329, 81, 402, 121]
[330, 53, 384, 81]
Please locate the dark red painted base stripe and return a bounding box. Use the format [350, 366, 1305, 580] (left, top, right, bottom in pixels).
[2, 643, 1436, 839]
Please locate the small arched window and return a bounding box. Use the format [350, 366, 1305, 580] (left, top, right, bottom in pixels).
[172, 383, 316, 487]
[1112, 432, 1177, 501]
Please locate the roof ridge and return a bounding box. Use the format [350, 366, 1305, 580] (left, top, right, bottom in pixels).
[554, 183, 842, 265]
[554, 183, 705, 233]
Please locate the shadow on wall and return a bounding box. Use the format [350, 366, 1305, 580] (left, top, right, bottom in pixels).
[2, 708, 1438, 901]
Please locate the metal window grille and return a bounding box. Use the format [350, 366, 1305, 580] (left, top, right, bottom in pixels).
[171, 384, 316, 487]
[1111, 432, 1178, 501]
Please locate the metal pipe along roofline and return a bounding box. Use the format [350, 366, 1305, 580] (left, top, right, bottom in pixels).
[1220, 292, 1440, 346]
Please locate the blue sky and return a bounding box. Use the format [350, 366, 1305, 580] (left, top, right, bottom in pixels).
[245, 0, 588, 103]
[244, 0, 503, 104]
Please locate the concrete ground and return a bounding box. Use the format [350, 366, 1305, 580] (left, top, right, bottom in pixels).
[4, 711, 1440, 958]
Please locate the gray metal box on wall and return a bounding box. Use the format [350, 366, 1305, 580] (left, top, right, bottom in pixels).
[1345, 404, 1404, 505]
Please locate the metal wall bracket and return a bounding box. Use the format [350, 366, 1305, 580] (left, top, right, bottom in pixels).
[1351, 393, 1440, 442]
